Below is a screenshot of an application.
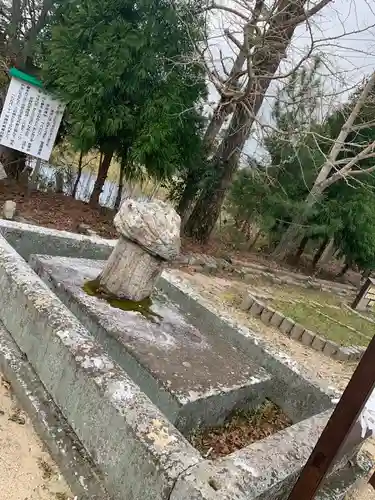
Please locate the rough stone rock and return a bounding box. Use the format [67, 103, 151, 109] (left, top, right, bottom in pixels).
[323, 340, 338, 357]
[239, 295, 254, 311]
[270, 311, 284, 328]
[301, 330, 315, 347]
[249, 300, 264, 316]
[260, 307, 275, 324]
[290, 324, 304, 341]
[3, 200, 16, 220]
[99, 199, 181, 300]
[114, 199, 180, 261]
[279, 317, 295, 335]
[334, 347, 352, 362]
[311, 335, 326, 352]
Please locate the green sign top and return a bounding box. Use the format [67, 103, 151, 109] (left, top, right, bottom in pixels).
[9, 67, 43, 88]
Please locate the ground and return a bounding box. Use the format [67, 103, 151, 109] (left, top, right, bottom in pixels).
[174, 269, 375, 499]
[0, 375, 72, 500]
[0, 180, 117, 239]
[214, 272, 373, 347]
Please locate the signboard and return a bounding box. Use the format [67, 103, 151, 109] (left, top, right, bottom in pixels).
[0, 72, 65, 161]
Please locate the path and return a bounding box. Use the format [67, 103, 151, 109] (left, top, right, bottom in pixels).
[0, 374, 73, 500]
[174, 270, 375, 499]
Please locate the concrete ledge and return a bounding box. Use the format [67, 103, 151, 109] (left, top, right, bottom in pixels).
[159, 272, 338, 423]
[171, 411, 372, 500]
[0, 235, 201, 500]
[0, 219, 116, 261]
[0, 322, 110, 499]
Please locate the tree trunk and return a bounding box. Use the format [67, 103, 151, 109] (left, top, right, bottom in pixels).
[362, 269, 372, 280]
[55, 170, 64, 193]
[202, 0, 266, 153]
[312, 237, 330, 269]
[114, 162, 126, 211]
[177, 170, 202, 230]
[248, 229, 261, 251]
[89, 150, 113, 208]
[184, 105, 252, 241]
[72, 151, 84, 198]
[183, 0, 305, 243]
[0, 146, 26, 179]
[338, 261, 350, 277]
[29, 158, 42, 189]
[272, 185, 324, 260]
[293, 235, 309, 264]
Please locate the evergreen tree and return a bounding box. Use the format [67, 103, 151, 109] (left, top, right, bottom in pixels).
[43, 0, 207, 206]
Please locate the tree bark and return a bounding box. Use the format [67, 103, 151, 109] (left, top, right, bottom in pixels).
[177, 169, 202, 230]
[248, 228, 261, 251]
[184, 0, 306, 243]
[312, 236, 330, 269]
[72, 151, 84, 198]
[202, 0, 266, 153]
[0, 146, 26, 179]
[293, 235, 309, 264]
[89, 150, 113, 208]
[114, 162, 126, 211]
[338, 261, 350, 277]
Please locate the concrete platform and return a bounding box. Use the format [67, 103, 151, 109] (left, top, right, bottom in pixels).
[31, 254, 273, 434]
[0, 224, 371, 500]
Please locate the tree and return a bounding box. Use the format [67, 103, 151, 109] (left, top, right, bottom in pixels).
[226, 58, 326, 249]
[43, 0, 207, 207]
[181, 0, 335, 242]
[272, 71, 375, 259]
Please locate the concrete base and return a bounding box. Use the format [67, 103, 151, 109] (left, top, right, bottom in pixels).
[0, 321, 110, 499]
[31, 254, 273, 435]
[0, 223, 370, 500]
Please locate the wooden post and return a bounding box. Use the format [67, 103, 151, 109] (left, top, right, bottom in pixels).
[287, 334, 375, 500]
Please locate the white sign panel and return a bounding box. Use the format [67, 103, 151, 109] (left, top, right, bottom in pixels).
[0, 77, 65, 161]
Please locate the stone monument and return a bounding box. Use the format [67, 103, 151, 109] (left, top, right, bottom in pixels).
[97, 198, 181, 301]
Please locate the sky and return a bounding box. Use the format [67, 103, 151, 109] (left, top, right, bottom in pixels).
[204, 0, 375, 159]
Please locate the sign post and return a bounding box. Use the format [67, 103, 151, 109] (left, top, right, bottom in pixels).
[0, 67, 65, 162]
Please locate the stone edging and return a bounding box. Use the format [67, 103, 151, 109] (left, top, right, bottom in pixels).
[240, 294, 366, 362]
[175, 253, 356, 298]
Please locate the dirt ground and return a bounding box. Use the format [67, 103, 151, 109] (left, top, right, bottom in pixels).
[175, 269, 375, 499]
[0, 180, 117, 239]
[0, 375, 73, 500]
[0, 180, 362, 286]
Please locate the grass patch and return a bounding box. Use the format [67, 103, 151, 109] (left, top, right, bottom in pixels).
[272, 298, 372, 347]
[237, 274, 373, 347]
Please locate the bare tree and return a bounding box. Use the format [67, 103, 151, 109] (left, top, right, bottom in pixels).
[272, 71, 375, 259]
[181, 0, 375, 243]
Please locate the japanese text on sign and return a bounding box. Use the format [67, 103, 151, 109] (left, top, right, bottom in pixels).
[0, 77, 65, 161]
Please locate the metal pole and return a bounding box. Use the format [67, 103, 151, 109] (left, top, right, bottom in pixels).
[287, 334, 375, 500]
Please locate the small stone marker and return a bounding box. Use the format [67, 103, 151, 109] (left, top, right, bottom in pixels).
[352, 277, 375, 311]
[98, 199, 181, 301]
[3, 200, 16, 220]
